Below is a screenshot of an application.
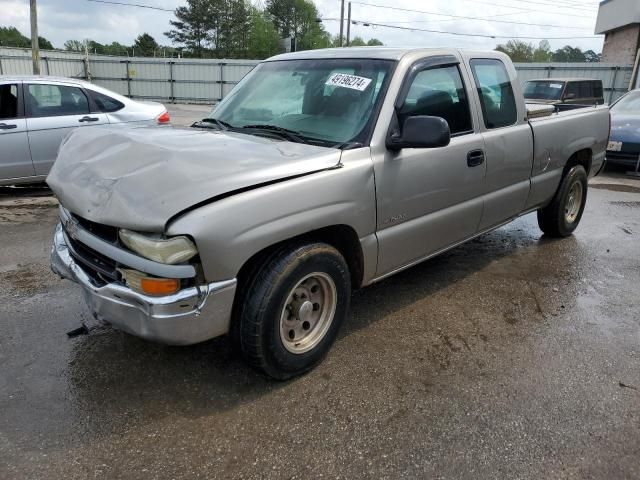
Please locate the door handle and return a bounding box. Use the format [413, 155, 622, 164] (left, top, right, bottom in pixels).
[467, 149, 485, 167]
[78, 116, 99, 123]
[0, 123, 17, 130]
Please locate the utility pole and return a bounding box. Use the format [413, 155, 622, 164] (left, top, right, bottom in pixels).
[30, 0, 40, 74]
[339, 0, 345, 47]
[346, 2, 352, 47]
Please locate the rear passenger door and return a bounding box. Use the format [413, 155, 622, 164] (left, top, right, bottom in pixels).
[25, 83, 108, 176]
[468, 57, 533, 230]
[0, 82, 35, 181]
[374, 58, 486, 277]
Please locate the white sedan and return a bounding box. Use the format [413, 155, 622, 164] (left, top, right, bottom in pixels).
[0, 75, 170, 186]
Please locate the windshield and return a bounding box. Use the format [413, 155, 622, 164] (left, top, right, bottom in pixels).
[611, 91, 640, 113]
[523, 81, 564, 101]
[209, 59, 394, 146]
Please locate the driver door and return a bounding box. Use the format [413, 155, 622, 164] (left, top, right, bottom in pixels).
[374, 59, 486, 277]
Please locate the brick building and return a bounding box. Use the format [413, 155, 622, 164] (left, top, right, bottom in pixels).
[595, 0, 640, 65]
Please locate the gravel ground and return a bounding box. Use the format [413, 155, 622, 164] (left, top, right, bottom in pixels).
[0, 161, 639, 479]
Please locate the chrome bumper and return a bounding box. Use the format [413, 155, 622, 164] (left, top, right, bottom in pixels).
[51, 223, 237, 345]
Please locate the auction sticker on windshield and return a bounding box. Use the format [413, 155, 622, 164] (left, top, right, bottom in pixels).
[325, 73, 372, 91]
[550, 83, 563, 89]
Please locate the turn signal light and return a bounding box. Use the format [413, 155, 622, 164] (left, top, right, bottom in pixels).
[140, 277, 180, 296]
[118, 268, 180, 296]
[156, 111, 171, 124]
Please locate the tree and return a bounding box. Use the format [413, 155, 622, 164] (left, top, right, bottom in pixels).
[38, 36, 54, 50]
[133, 33, 159, 56]
[495, 40, 534, 62]
[0, 26, 30, 47]
[552, 45, 586, 62]
[246, 9, 281, 59]
[266, 0, 331, 51]
[532, 40, 552, 62]
[103, 41, 129, 56]
[349, 36, 367, 46]
[0, 27, 53, 49]
[584, 49, 601, 63]
[64, 39, 85, 52]
[166, 0, 214, 57]
[349, 37, 384, 46]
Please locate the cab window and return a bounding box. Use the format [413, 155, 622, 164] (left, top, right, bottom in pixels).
[398, 65, 473, 135]
[88, 90, 124, 113]
[470, 59, 517, 129]
[26, 84, 90, 117]
[0, 84, 19, 120]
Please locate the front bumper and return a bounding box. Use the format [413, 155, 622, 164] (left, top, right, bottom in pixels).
[51, 223, 237, 345]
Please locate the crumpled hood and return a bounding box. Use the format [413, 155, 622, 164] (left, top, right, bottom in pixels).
[47, 126, 341, 232]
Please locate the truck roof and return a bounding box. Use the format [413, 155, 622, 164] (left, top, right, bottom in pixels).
[525, 78, 601, 83]
[267, 47, 497, 62]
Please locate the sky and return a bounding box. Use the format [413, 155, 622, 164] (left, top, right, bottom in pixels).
[1, 0, 605, 53]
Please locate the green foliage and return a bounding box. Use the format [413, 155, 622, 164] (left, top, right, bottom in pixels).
[266, 0, 332, 52]
[552, 45, 587, 62]
[165, 0, 214, 57]
[0, 26, 54, 49]
[496, 40, 599, 63]
[0, 26, 30, 47]
[347, 36, 384, 47]
[64, 39, 84, 52]
[133, 33, 159, 56]
[495, 40, 534, 63]
[247, 9, 281, 59]
[38, 36, 53, 50]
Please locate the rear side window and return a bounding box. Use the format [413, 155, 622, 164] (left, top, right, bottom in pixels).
[565, 82, 579, 98]
[399, 65, 473, 135]
[26, 84, 90, 117]
[579, 81, 593, 98]
[0, 84, 19, 119]
[88, 90, 125, 113]
[593, 81, 603, 99]
[470, 59, 517, 129]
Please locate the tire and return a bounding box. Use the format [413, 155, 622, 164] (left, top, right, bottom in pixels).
[235, 242, 351, 380]
[537, 165, 588, 237]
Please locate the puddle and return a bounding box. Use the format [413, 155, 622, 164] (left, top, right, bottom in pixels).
[609, 201, 640, 208]
[591, 184, 640, 194]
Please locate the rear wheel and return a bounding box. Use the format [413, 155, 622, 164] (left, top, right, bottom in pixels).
[235, 243, 351, 380]
[537, 165, 588, 237]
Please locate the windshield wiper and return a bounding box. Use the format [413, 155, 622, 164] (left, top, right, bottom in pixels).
[239, 124, 308, 144]
[193, 118, 234, 130]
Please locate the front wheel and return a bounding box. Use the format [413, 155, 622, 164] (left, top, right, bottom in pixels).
[235, 243, 351, 380]
[537, 165, 588, 237]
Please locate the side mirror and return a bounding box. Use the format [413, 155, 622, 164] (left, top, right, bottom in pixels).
[387, 115, 451, 151]
[564, 92, 576, 100]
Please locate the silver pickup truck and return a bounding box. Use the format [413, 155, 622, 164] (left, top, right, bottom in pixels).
[49, 48, 609, 379]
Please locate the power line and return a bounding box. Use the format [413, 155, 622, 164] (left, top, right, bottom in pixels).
[85, 0, 174, 12]
[451, 0, 596, 19]
[339, 18, 601, 40]
[351, 1, 594, 28]
[460, 0, 597, 13]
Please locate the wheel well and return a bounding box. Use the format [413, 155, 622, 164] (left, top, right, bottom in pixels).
[564, 149, 592, 177]
[235, 225, 365, 293]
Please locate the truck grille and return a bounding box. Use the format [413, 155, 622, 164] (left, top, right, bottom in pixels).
[71, 214, 119, 244]
[61, 216, 120, 285]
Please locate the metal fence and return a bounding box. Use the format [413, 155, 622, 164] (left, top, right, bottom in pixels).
[0, 47, 258, 104]
[0, 47, 635, 104]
